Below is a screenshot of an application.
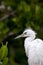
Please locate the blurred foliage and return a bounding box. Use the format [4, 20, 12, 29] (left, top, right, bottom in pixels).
[0, 42, 8, 65]
[0, 0, 43, 65]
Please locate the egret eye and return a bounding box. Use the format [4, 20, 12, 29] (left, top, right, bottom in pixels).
[24, 32, 27, 35]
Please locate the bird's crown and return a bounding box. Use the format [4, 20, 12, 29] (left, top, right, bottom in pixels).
[23, 28, 37, 36]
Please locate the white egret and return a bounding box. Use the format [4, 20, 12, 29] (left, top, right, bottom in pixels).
[15, 28, 43, 65]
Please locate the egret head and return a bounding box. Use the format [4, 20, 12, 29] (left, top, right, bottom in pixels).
[15, 28, 37, 39]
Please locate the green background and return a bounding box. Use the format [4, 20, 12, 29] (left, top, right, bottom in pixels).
[0, 0, 43, 65]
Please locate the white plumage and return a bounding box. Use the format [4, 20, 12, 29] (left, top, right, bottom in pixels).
[15, 28, 43, 65]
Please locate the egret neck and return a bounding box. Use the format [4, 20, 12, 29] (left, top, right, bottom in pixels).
[24, 35, 36, 56]
[25, 35, 36, 42]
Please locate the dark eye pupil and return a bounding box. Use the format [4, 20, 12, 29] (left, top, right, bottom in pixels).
[24, 32, 27, 34]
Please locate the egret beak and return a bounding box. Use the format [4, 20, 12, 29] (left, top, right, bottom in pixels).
[14, 34, 23, 39]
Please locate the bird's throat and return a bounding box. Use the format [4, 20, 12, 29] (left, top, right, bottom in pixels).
[25, 35, 36, 42]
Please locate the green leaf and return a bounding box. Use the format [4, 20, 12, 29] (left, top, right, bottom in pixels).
[2, 57, 8, 65]
[0, 42, 8, 60]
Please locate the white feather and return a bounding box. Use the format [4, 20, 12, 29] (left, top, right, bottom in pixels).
[15, 28, 43, 65]
[24, 29, 43, 65]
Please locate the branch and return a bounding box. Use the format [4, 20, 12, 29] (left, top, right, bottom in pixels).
[0, 11, 16, 21]
[2, 32, 15, 43]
